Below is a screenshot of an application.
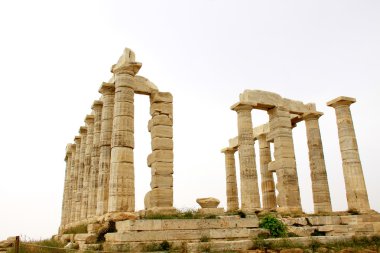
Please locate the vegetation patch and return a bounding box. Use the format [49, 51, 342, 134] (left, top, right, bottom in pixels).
[259, 215, 287, 238]
[61, 223, 87, 234]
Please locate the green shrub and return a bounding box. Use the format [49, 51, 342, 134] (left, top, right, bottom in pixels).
[259, 215, 287, 238]
[200, 235, 210, 242]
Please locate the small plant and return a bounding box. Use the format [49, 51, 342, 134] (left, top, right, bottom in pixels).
[310, 239, 322, 252]
[160, 240, 170, 251]
[200, 235, 210, 242]
[259, 215, 287, 238]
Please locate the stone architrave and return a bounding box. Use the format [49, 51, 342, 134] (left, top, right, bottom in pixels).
[81, 115, 95, 219]
[67, 143, 76, 224]
[108, 49, 141, 213]
[257, 134, 277, 210]
[96, 83, 115, 216]
[71, 136, 81, 222]
[231, 103, 261, 212]
[145, 91, 174, 211]
[327, 96, 370, 212]
[303, 112, 332, 213]
[87, 100, 103, 218]
[221, 147, 239, 212]
[77, 126, 88, 221]
[267, 106, 302, 213]
[61, 144, 73, 226]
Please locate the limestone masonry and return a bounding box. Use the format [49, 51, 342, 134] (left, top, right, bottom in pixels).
[57, 48, 379, 252]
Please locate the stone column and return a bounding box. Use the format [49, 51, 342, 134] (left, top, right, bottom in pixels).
[67, 143, 76, 224]
[231, 103, 261, 212]
[145, 92, 174, 212]
[87, 100, 103, 218]
[221, 147, 239, 212]
[267, 106, 302, 213]
[257, 134, 277, 210]
[77, 126, 87, 221]
[108, 51, 141, 213]
[327, 96, 370, 212]
[96, 83, 115, 216]
[61, 144, 73, 226]
[71, 136, 81, 222]
[81, 115, 94, 219]
[303, 112, 332, 213]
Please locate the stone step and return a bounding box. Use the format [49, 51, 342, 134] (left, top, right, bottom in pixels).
[116, 217, 259, 232]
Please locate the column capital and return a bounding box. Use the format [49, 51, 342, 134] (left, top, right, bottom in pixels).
[91, 100, 103, 110]
[221, 147, 237, 154]
[303, 111, 323, 121]
[327, 96, 356, 108]
[230, 102, 253, 112]
[98, 82, 115, 95]
[66, 144, 73, 154]
[70, 143, 76, 152]
[84, 114, 95, 124]
[111, 48, 142, 76]
[79, 126, 87, 134]
[74, 135, 81, 144]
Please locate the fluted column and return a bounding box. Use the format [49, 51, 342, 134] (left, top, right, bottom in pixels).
[96, 83, 115, 216]
[231, 103, 261, 212]
[267, 106, 302, 213]
[257, 134, 277, 210]
[81, 115, 94, 219]
[61, 144, 73, 226]
[221, 147, 239, 212]
[327, 96, 370, 212]
[303, 112, 332, 213]
[71, 136, 81, 222]
[88, 100, 103, 218]
[77, 126, 87, 221]
[108, 51, 141, 213]
[68, 143, 76, 224]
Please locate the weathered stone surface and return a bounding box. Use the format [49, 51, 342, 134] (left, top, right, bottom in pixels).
[307, 216, 342, 226]
[147, 150, 173, 166]
[196, 197, 220, 208]
[151, 162, 173, 175]
[151, 137, 173, 150]
[150, 102, 173, 116]
[73, 233, 97, 244]
[150, 92, 173, 103]
[151, 125, 173, 139]
[221, 147, 239, 212]
[104, 212, 138, 222]
[151, 174, 173, 188]
[282, 217, 308, 226]
[198, 207, 225, 215]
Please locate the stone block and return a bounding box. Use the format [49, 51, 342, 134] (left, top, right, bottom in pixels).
[105, 212, 138, 222]
[282, 217, 308, 226]
[148, 187, 173, 207]
[151, 137, 173, 150]
[151, 162, 173, 175]
[307, 216, 342, 226]
[151, 125, 173, 139]
[114, 101, 134, 117]
[287, 226, 315, 237]
[150, 102, 173, 116]
[111, 147, 134, 163]
[151, 175, 173, 188]
[109, 162, 134, 179]
[196, 197, 220, 208]
[73, 233, 97, 244]
[87, 223, 102, 234]
[147, 150, 173, 167]
[187, 240, 253, 253]
[198, 208, 225, 216]
[111, 130, 134, 148]
[149, 115, 173, 128]
[150, 92, 173, 103]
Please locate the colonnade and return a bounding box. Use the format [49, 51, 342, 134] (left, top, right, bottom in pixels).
[60, 49, 175, 229]
[222, 91, 370, 214]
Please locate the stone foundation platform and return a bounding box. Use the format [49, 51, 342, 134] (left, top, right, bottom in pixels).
[57, 213, 380, 252]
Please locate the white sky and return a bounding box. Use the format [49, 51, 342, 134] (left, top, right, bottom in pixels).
[0, 0, 379, 241]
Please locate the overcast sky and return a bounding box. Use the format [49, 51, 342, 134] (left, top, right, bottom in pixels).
[0, 0, 379, 240]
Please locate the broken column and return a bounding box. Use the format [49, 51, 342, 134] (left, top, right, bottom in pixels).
[327, 96, 370, 212]
[221, 147, 239, 212]
[81, 115, 94, 219]
[87, 100, 103, 218]
[61, 144, 73, 226]
[267, 106, 302, 213]
[303, 112, 332, 213]
[96, 82, 115, 216]
[257, 134, 277, 210]
[145, 92, 174, 212]
[108, 49, 141, 213]
[231, 103, 261, 212]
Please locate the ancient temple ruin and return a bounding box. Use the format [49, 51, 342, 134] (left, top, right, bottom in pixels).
[58, 48, 379, 252]
[221, 91, 370, 215]
[60, 48, 175, 231]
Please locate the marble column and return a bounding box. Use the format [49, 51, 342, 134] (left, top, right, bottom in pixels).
[303, 112, 332, 213]
[67, 143, 76, 224]
[327, 96, 370, 212]
[81, 115, 94, 219]
[221, 147, 239, 212]
[145, 92, 174, 211]
[96, 83, 115, 216]
[108, 55, 140, 213]
[61, 144, 73, 226]
[257, 134, 277, 210]
[267, 106, 302, 213]
[77, 126, 87, 221]
[72, 136, 81, 222]
[87, 100, 103, 218]
[231, 103, 261, 212]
